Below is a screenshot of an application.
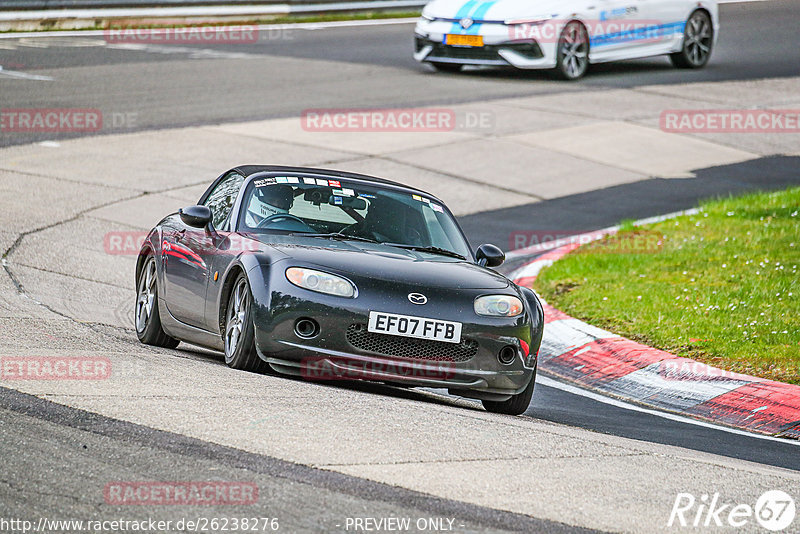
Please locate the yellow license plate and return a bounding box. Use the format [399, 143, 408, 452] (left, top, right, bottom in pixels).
[445, 34, 484, 47]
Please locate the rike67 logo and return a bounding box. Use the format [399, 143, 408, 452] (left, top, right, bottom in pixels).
[668, 491, 796, 531]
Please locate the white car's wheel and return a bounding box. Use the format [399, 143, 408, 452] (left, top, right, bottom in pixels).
[671, 10, 714, 69]
[555, 21, 589, 80]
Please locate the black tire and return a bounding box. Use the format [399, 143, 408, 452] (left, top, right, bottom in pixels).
[223, 273, 269, 373]
[135, 255, 180, 349]
[482, 368, 536, 415]
[670, 10, 713, 69]
[430, 62, 462, 73]
[555, 21, 589, 80]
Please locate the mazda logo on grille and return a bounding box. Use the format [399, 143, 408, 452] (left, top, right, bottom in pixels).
[459, 17, 473, 29]
[408, 293, 427, 305]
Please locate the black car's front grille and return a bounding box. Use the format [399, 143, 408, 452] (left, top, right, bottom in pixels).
[346, 324, 478, 362]
[418, 37, 544, 61]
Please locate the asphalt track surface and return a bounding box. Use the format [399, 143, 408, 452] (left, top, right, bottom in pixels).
[1, 1, 800, 531]
[0, 386, 590, 533]
[1, 0, 799, 148]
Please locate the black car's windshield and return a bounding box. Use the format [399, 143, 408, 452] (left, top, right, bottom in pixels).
[238, 175, 472, 259]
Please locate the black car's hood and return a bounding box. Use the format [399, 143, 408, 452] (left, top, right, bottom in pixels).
[250, 235, 509, 290]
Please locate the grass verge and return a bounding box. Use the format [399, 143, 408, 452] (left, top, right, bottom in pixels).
[534, 187, 800, 384]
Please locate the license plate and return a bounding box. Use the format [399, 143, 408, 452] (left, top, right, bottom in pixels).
[445, 34, 484, 47]
[368, 311, 462, 344]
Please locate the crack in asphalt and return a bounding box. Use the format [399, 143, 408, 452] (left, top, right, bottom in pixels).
[2, 193, 144, 263]
[0, 476, 92, 506]
[0, 166, 141, 192]
[12, 263, 130, 290]
[318, 452, 650, 468]
[0, 177, 211, 346]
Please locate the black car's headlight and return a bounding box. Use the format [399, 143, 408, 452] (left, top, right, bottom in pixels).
[286, 267, 356, 298]
[474, 295, 523, 317]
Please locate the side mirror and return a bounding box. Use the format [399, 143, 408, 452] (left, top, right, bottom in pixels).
[476, 244, 505, 268]
[179, 205, 212, 229]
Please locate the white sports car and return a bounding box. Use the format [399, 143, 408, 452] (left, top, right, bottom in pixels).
[414, 0, 718, 79]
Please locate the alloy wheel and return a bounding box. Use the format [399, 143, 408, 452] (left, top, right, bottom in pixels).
[225, 278, 249, 358]
[135, 258, 157, 333]
[684, 12, 713, 66]
[559, 22, 589, 79]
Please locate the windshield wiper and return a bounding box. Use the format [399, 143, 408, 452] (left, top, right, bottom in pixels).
[293, 232, 380, 244]
[383, 244, 466, 260]
[293, 232, 466, 260]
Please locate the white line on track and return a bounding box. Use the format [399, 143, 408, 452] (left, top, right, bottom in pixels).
[537, 375, 800, 447]
[0, 18, 419, 40]
[0, 0, 772, 41]
[0, 0, 773, 40]
[105, 43, 259, 60]
[0, 66, 53, 80]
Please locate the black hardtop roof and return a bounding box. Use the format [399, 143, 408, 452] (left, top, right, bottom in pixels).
[233, 165, 435, 198]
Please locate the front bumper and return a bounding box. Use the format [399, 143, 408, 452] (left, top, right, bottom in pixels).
[414, 20, 558, 69]
[248, 267, 539, 401]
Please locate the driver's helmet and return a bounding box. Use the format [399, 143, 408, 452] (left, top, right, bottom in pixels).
[246, 184, 294, 226]
[360, 196, 402, 242]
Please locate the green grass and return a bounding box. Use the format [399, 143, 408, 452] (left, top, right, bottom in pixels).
[534, 187, 800, 384]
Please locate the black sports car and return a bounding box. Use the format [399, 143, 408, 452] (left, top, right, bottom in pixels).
[135, 166, 544, 415]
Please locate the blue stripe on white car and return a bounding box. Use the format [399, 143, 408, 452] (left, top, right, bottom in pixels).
[592, 21, 686, 47]
[448, 0, 498, 35]
[464, 1, 498, 35]
[450, 0, 480, 34]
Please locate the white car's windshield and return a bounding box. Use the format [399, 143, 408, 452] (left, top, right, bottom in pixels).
[238, 175, 471, 259]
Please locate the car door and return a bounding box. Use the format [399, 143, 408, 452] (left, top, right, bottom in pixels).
[590, 0, 650, 58]
[641, 0, 691, 48]
[163, 172, 244, 329]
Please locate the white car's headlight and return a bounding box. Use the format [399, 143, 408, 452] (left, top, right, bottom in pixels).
[474, 295, 524, 317]
[286, 267, 356, 298]
[420, 12, 436, 21]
